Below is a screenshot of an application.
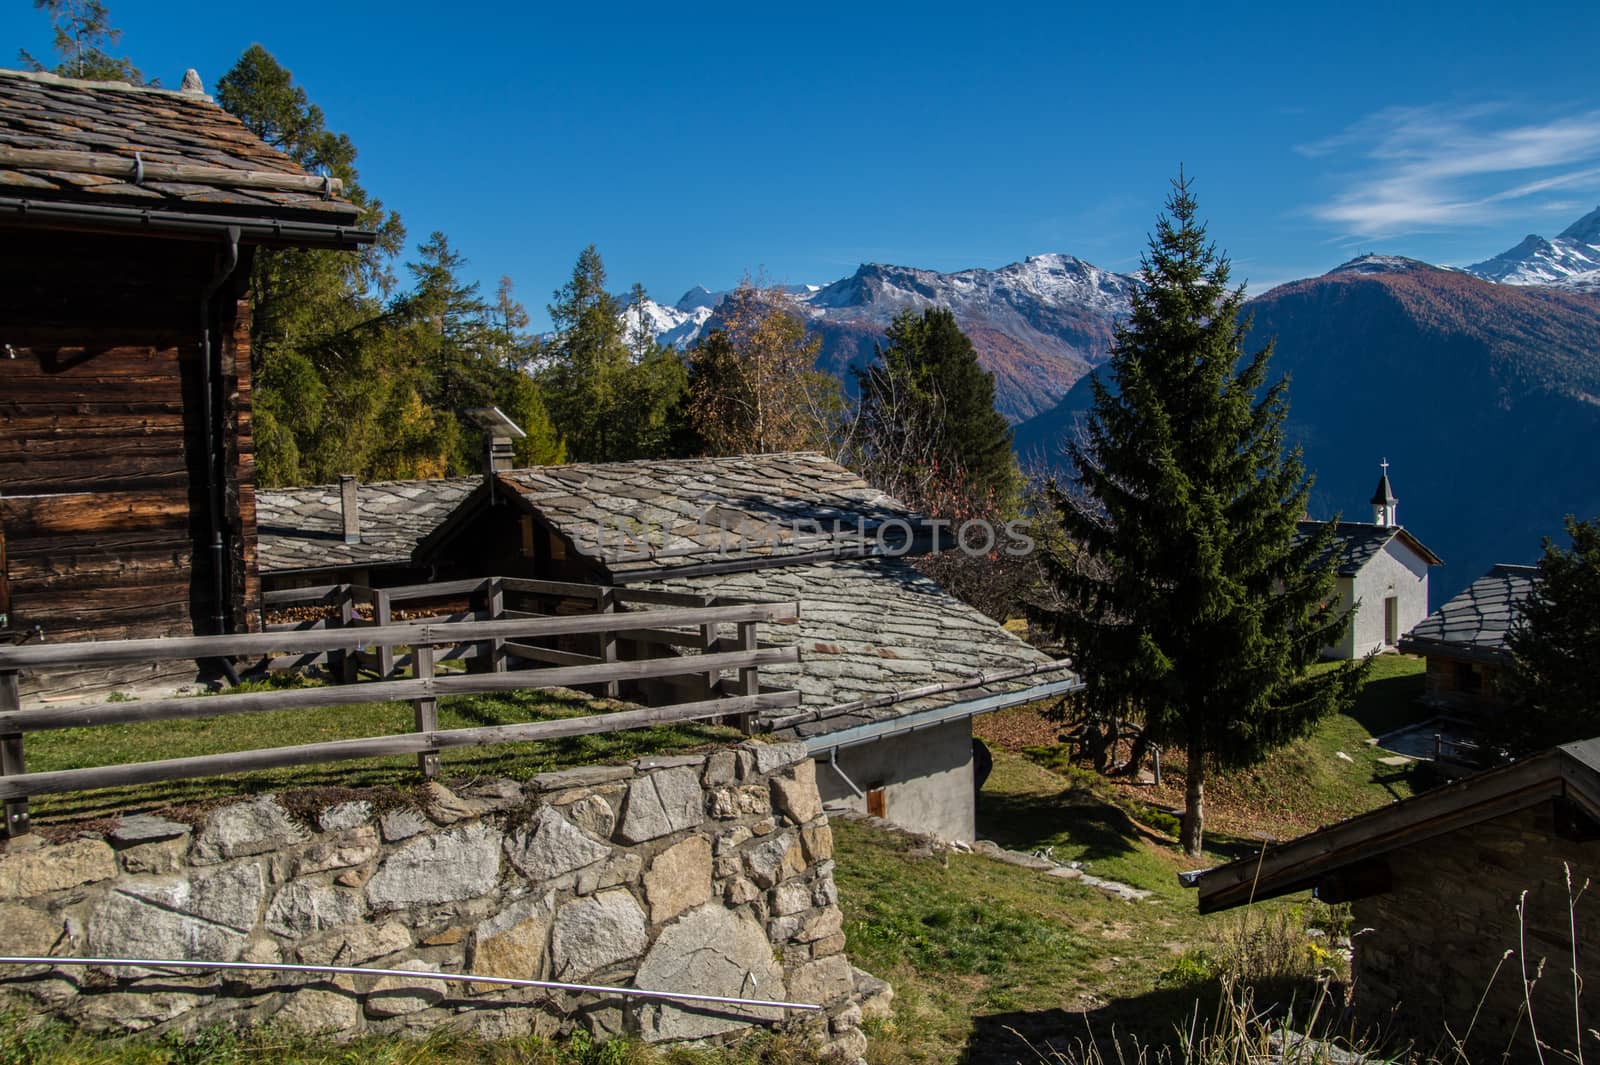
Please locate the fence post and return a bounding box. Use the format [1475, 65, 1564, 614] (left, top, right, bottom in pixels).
[734, 620, 759, 736]
[486, 578, 507, 674]
[0, 669, 29, 837]
[337, 584, 359, 684]
[374, 590, 394, 679]
[596, 588, 618, 699]
[700, 595, 718, 700]
[413, 643, 439, 778]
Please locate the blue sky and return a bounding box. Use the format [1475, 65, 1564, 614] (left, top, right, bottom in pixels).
[7, 1, 1599, 327]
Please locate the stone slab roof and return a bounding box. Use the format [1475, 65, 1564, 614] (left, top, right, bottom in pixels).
[0, 68, 359, 221]
[634, 557, 1070, 738]
[1296, 520, 1442, 577]
[1401, 564, 1536, 661]
[495, 452, 925, 577]
[257, 478, 479, 574]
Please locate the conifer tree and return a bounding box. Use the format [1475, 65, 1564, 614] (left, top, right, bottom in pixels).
[1030, 175, 1361, 856]
[1504, 517, 1600, 749]
[856, 307, 1018, 508]
[541, 246, 632, 462]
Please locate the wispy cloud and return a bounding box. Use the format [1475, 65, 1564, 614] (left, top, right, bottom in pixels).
[1302, 105, 1600, 238]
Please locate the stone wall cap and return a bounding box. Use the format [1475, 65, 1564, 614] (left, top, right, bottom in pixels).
[530, 765, 635, 791]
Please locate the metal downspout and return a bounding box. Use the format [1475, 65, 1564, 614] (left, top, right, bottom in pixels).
[826, 748, 864, 798]
[199, 228, 241, 653]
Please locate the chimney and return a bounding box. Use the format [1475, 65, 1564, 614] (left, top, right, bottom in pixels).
[340, 475, 360, 544]
[487, 432, 515, 474]
[463, 407, 527, 481]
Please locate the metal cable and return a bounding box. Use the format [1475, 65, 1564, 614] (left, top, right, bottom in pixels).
[0, 957, 821, 1012]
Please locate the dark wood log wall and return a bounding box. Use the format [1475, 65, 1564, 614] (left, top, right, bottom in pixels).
[0, 227, 259, 687]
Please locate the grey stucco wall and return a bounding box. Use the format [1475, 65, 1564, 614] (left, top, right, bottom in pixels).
[814, 719, 976, 842]
[1323, 541, 1431, 659]
[1350, 803, 1599, 1059]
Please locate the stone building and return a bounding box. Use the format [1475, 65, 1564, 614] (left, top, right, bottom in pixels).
[1186, 738, 1600, 1058]
[1298, 465, 1442, 659]
[1399, 563, 1536, 713]
[257, 453, 1078, 842]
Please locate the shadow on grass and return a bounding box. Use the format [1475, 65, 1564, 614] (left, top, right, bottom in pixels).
[976, 778, 1179, 867]
[977, 768, 1267, 869]
[961, 976, 1348, 1065]
[1343, 669, 1427, 738]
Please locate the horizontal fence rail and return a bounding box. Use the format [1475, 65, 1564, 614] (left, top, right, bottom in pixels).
[0, 580, 802, 834]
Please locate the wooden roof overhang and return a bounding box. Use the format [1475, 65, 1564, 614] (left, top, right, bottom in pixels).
[0, 194, 374, 250]
[1186, 741, 1600, 914]
[1394, 634, 1512, 667]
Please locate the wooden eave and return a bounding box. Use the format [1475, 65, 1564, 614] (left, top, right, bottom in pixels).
[1393, 527, 1444, 568]
[1190, 747, 1586, 914]
[1394, 635, 1511, 667]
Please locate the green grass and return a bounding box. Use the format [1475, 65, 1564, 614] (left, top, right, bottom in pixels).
[26, 685, 740, 826]
[833, 757, 1339, 1065]
[0, 1007, 832, 1065]
[997, 654, 1432, 842]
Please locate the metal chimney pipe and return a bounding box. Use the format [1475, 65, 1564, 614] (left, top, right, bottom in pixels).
[340, 475, 360, 544]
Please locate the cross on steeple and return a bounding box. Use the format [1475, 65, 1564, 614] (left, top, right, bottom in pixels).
[1371, 459, 1398, 527]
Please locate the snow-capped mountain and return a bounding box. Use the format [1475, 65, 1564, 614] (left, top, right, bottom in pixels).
[628, 255, 1138, 423]
[1466, 206, 1600, 292]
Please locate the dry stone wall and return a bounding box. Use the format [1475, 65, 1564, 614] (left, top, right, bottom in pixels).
[0, 742, 885, 1058]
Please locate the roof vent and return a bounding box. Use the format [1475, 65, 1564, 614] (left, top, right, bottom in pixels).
[340, 475, 361, 544]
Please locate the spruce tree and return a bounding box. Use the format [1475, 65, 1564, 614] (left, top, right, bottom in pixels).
[856, 307, 1018, 508]
[1504, 517, 1600, 749]
[1030, 175, 1360, 856]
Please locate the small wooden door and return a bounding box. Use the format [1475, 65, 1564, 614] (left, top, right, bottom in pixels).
[1384, 596, 1399, 647]
[866, 787, 887, 819]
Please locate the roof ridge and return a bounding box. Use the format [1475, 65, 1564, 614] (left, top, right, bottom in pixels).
[0, 65, 211, 103]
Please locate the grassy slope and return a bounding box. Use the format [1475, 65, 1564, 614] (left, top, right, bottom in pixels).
[980, 654, 1431, 841]
[835, 751, 1339, 1065]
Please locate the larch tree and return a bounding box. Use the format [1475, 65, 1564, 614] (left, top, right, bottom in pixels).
[1503, 516, 1600, 749]
[1029, 174, 1362, 856]
[19, 0, 146, 84]
[687, 280, 839, 455]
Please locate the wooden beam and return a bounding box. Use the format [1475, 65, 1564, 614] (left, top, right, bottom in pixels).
[0, 145, 347, 196]
[0, 646, 798, 734]
[0, 601, 802, 670]
[0, 690, 802, 800]
[0, 671, 27, 836]
[412, 643, 438, 778]
[501, 643, 603, 668]
[498, 577, 604, 599]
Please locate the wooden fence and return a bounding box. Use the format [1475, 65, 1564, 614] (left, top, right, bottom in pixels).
[0, 577, 802, 836]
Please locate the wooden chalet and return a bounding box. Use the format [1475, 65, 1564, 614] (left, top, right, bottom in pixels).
[0, 68, 371, 694]
[1185, 739, 1600, 1057]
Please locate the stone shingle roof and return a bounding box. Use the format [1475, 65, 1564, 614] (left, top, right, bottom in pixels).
[635, 558, 1068, 737]
[1400, 564, 1536, 663]
[0, 68, 359, 221]
[1296, 520, 1442, 576]
[495, 452, 925, 577]
[257, 478, 479, 574]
